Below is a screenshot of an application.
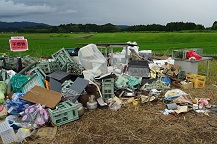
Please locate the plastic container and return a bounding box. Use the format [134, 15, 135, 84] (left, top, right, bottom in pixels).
[186, 74, 196, 82]
[51, 48, 73, 71]
[0, 127, 16, 144]
[86, 101, 97, 110]
[5, 79, 11, 95]
[166, 103, 177, 110]
[86, 95, 97, 111]
[0, 121, 11, 134]
[139, 50, 152, 59]
[186, 74, 206, 88]
[28, 66, 47, 80]
[48, 101, 79, 126]
[162, 77, 172, 86]
[194, 75, 206, 88]
[22, 74, 45, 93]
[66, 62, 84, 76]
[76, 103, 84, 116]
[37, 61, 51, 74]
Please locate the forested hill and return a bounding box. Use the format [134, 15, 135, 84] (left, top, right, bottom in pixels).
[1, 21, 217, 33]
[0, 21, 49, 31]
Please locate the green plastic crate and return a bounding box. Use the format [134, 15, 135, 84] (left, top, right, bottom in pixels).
[22, 74, 45, 93]
[49, 60, 61, 73]
[37, 61, 51, 74]
[66, 62, 84, 75]
[21, 55, 37, 68]
[28, 66, 47, 80]
[4, 56, 17, 69]
[48, 101, 79, 126]
[172, 50, 188, 59]
[102, 78, 114, 100]
[51, 48, 73, 71]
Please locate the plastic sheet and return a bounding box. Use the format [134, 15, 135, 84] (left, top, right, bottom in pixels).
[78, 44, 108, 77]
[5, 93, 31, 115]
[10, 74, 33, 93]
[164, 89, 187, 101]
[115, 76, 129, 89]
[21, 104, 49, 127]
[127, 76, 141, 90]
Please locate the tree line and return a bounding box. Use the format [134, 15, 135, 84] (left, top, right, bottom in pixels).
[2, 21, 217, 33]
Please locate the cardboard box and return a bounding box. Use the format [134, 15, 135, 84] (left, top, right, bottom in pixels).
[172, 81, 193, 90]
[181, 82, 193, 89]
[163, 64, 180, 76]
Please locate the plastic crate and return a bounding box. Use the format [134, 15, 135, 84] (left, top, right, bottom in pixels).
[102, 78, 114, 100]
[4, 57, 17, 69]
[0, 127, 16, 144]
[49, 60, 61, 73]
[48, 101, 79, 126]
[172, 50, 189, 59]
[0, 69, 8, 81]
[66, 62, 84, 75]
[51, 48, 73, 71]
[37, 61, 51, 74]
[0, 121, 11, 134]
[21, 55, 37, 68]
[186, 74, 206, 88]
[28, 66, 47, 80]
[22, 74, 45, 93]
[0, 121, 16, 144]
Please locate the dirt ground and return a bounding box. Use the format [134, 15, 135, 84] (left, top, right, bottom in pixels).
[36, 60, 217, 144]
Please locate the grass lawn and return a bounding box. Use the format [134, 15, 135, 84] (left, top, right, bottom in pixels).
[0, 32, 217, 57]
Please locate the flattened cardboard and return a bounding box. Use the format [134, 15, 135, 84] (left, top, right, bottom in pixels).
[35, 126, 57, 139]
[181, 82, 193, 90]
[21, 86, 62, 109]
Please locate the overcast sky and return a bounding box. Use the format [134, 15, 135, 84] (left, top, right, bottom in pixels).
[0, 0, 216, 27]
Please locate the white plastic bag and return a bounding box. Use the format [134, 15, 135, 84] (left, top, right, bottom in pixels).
[78, 44, 108, 77]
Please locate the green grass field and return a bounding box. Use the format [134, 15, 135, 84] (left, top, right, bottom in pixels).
[0, 32, 217, 57]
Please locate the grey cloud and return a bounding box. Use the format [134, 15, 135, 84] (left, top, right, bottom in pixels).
[0, 0, 56, 17]
[0, 0, 216, 27]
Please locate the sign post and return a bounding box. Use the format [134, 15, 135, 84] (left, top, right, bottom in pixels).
[9, 36, 28, 72]
[9, 36, 28, 52]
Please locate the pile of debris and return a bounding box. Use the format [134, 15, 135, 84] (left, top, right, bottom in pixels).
[0, 43, 214, 144]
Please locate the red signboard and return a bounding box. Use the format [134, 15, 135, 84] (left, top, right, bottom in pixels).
[9, 39, 28, 51]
